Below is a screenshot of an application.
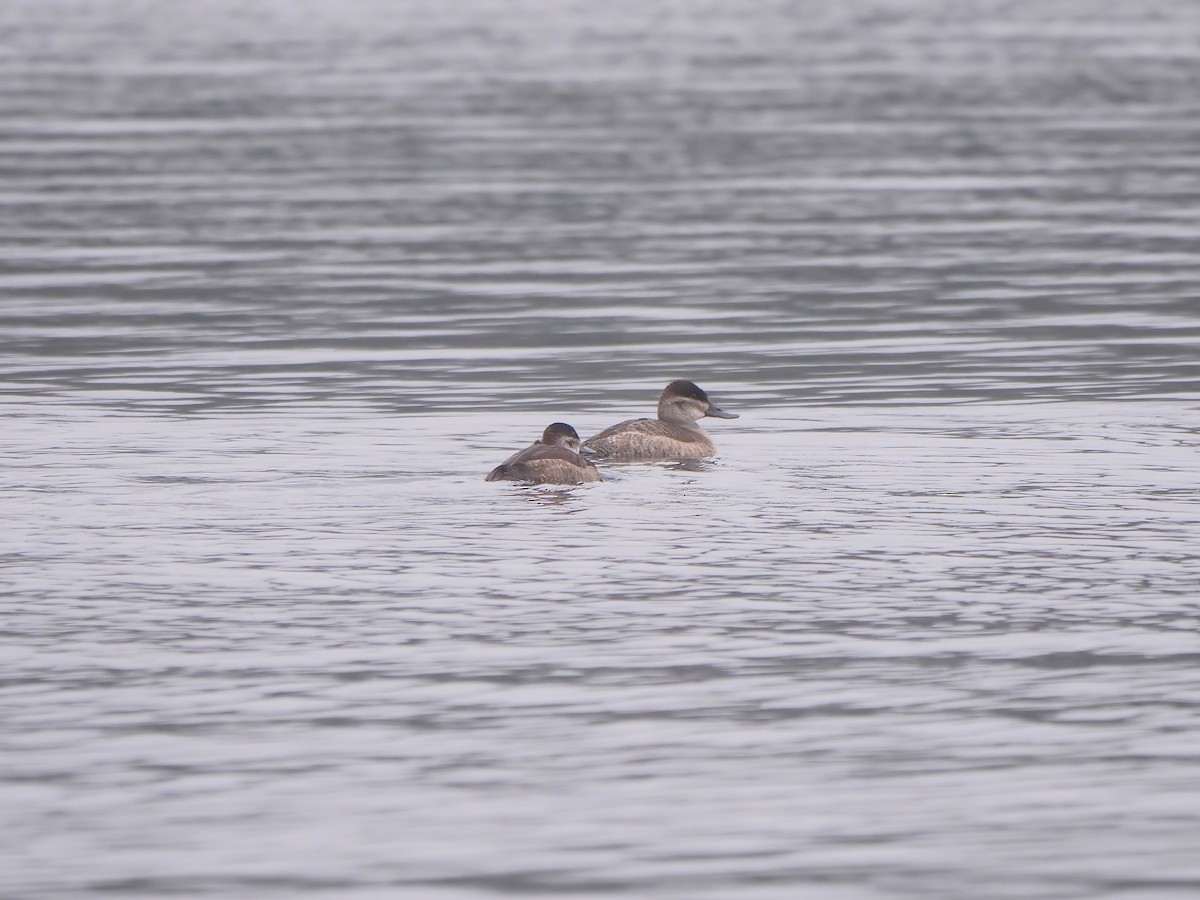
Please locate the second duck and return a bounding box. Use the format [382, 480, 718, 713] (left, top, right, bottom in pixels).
[486, 422, 602, 484]
[583, 380, 738, 460]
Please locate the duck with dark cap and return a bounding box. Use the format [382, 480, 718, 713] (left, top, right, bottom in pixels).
[486, 423, 603, 484]
[583, 380, 738, 460]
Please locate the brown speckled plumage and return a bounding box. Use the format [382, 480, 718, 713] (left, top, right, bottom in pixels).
[583, 418, 716, 459]
[486, 423, 602, 484]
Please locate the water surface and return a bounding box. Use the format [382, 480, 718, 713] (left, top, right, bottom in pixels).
[2, 0, 1200, 897]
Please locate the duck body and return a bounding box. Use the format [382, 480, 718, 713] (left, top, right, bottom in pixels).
[583, 380, 738, 460]
[486, 423, 602, 484]
[583, 417, 717, 459]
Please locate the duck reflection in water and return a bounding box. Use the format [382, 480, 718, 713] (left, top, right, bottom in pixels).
[522, 487, 582, 507]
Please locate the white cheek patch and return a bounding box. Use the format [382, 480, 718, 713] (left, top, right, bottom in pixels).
[671, 400, 702, 416]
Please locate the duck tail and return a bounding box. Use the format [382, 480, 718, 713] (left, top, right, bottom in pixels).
[485, 465, 512, 482]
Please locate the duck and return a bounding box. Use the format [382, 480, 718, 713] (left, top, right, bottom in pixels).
[583, 380, 738, 459]
[486, 422, 603, 484]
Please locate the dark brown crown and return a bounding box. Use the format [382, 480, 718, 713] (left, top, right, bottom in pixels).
[541, 422, 581, 445]
[663, 380, 709, 402]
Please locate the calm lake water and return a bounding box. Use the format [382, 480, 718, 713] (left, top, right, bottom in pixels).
[3, 0, 1200, 897]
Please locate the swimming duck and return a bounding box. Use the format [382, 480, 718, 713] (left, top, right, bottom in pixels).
[486, 422, 603, 484]
[583, 380, 738, 459]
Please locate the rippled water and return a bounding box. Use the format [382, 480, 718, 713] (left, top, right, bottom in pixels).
[3, 0, 1200, 897]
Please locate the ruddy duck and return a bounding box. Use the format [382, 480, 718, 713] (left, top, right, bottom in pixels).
[583, 380, 738, 459]
[486, 422, 603, 484]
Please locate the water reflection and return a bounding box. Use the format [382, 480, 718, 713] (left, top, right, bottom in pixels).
[596, 458, 718, 475]
[517, 486, 589, 508]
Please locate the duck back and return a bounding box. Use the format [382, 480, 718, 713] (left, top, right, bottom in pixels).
[486, 443, 602, 484]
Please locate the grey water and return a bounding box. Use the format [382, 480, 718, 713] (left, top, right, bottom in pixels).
[3, 0, 1200, 897]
